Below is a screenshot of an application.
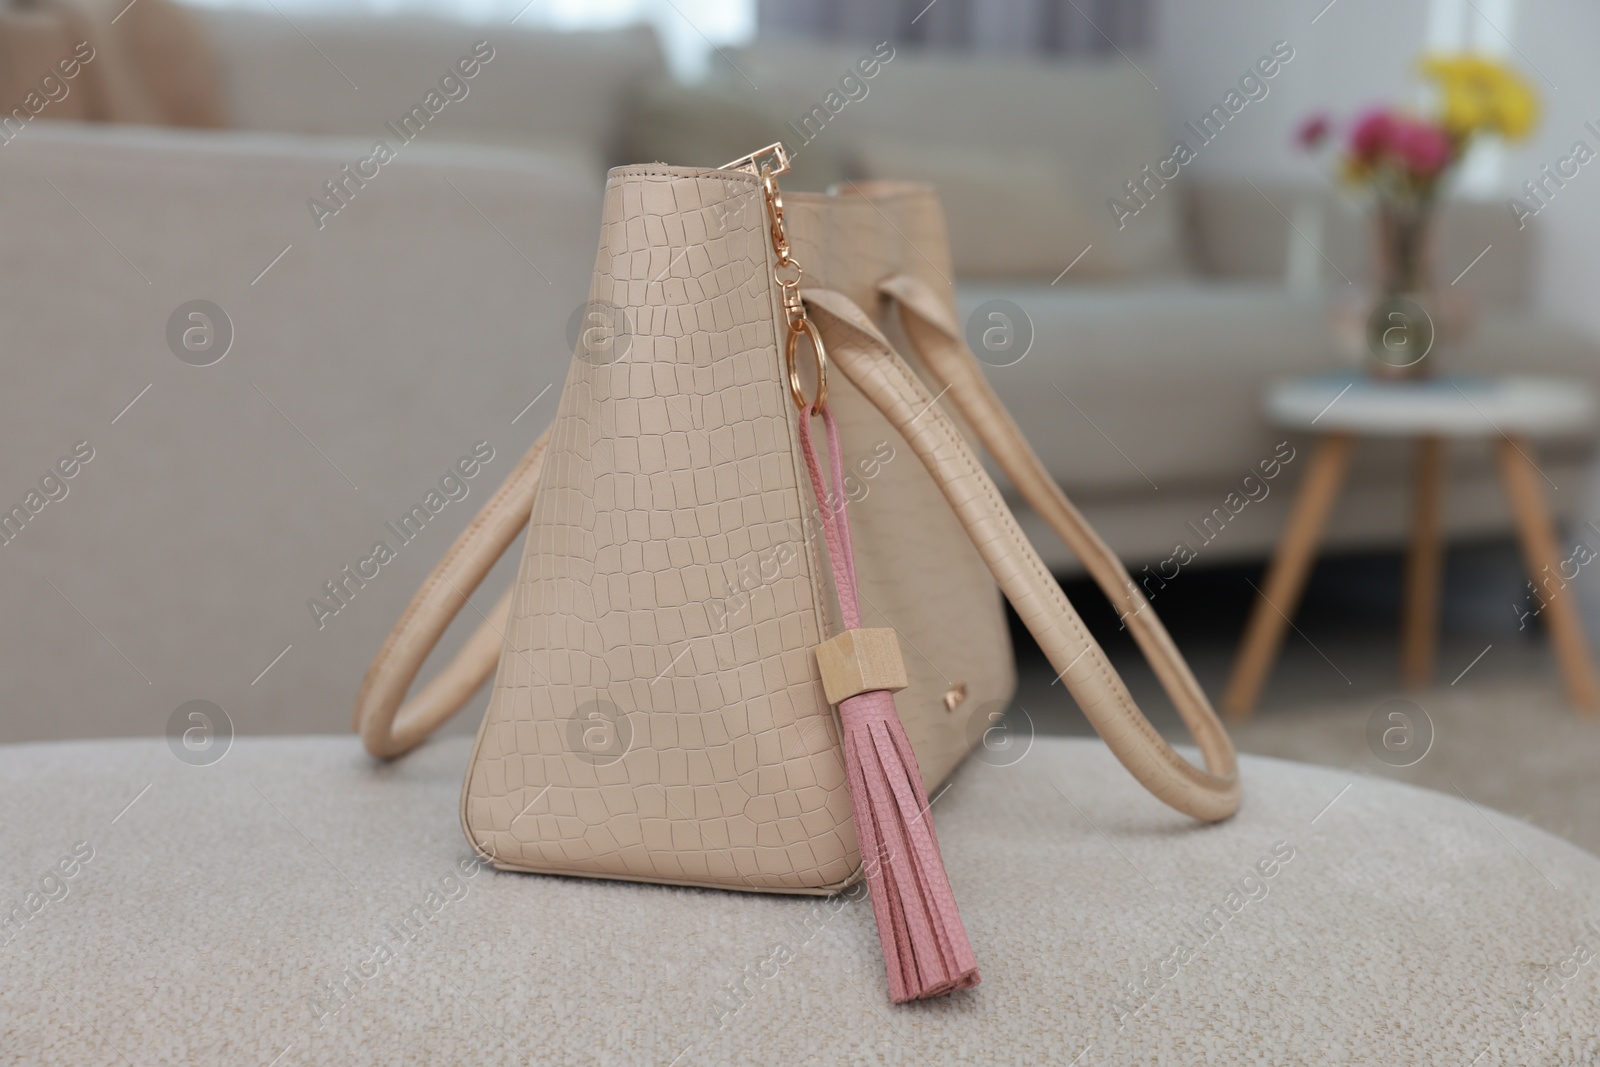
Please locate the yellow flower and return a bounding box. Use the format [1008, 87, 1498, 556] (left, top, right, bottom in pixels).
[1420, 54, 1538, 140]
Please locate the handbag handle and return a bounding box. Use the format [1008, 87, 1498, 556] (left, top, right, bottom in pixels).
[805, 286, 1239, 821]
[358, 293, 1240, 820]
[876, 274, 1237, 794]
[354, 428, 550, 757]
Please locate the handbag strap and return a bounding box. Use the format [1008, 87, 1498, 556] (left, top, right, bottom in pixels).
[876, 273, 1237, 793]
[805, 286, 1239, 821]
[358, 293, 1241, 821]
[354, 428, 550, 757]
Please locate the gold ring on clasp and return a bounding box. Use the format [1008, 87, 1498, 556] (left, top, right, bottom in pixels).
[786, 318, 828, 413]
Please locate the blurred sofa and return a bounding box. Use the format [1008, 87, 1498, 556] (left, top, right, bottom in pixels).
[3, 10, 1597, 743]
[632, 39, 1600, 566]
[0, 12, 663, 743]
[196, 13, 1600, 572]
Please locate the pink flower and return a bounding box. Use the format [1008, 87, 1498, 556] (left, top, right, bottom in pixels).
[1390, 118, 1453, 177]
[1296, 113, 1332, 150]
[1349, 108, 1395, 160]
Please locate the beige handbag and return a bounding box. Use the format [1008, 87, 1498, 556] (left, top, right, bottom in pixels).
[357, 145, 1239, 1001]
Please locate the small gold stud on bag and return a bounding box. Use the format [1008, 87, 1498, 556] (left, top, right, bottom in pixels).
[356, 145, 1240, 1001]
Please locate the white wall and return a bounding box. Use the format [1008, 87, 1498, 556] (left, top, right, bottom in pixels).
[1499, 2, 1600, 341]
[1499, 2, 1600, 635]
[1152, 0, 1430, 184]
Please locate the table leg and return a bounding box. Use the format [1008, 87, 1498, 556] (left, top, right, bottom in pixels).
[1401, 436, 1445, 688]
[1223, 433, 1354, 722]
[1495, 436, 1600, 713]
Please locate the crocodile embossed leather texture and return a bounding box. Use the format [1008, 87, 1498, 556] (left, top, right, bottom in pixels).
[462, 167, 857, 893]
[460, 170, 1019, 894]
[786, 183, 1016, 792]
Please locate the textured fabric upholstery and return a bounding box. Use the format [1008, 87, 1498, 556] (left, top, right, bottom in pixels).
[4, 735, 1597, 1064]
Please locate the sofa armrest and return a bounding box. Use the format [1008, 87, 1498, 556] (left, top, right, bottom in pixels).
[1186, 177, 1531, 309]
[193, 10, 664, 166]
[0, 122, 598, 741]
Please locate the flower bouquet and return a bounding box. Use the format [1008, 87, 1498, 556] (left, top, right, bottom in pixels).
[1298, 56, 1537, 377]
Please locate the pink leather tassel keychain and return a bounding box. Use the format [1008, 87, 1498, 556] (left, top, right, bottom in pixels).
[797, 399, 979, 1002]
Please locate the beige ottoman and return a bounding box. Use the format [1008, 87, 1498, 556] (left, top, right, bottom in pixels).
[3, 735, 1598, 1064]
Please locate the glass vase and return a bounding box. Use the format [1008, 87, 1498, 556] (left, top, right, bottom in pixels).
[1366, 198, 1438, 380]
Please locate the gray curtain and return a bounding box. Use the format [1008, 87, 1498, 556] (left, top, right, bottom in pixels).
[757, 0, 1150, 56]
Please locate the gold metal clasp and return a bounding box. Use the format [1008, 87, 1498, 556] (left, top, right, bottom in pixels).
[721, 141, 792, 179]
[722, 143, 827, 413]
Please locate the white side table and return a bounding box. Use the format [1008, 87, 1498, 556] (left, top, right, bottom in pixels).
[1223, 372, 1600, 719]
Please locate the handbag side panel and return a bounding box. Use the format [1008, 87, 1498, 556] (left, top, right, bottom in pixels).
[460, 167, 860, 894]
[787, 185, 1019, 791]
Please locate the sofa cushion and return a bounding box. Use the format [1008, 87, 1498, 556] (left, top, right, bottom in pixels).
[855, 139, 1111, 279]
[953, 279, 1598, 568]
[194, 11, 663, 165]
[1187, 177, 1532, 309]
[7, 734, 1600, 1062]
[720, 41, 1189, 278]
[961, 280, 1600, 495]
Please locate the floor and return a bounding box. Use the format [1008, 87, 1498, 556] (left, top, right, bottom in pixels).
[1021, 538, 1600, 856]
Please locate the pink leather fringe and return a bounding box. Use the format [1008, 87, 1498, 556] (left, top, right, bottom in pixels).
[798, 402, 979, 1002]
